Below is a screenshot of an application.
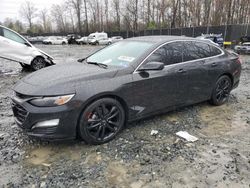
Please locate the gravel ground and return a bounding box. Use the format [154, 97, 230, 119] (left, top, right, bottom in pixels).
[0, 45, 249, 188]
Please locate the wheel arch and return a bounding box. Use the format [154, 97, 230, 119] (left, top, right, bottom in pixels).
[219, 72, 234, 85]
[76, 93, 129, 138]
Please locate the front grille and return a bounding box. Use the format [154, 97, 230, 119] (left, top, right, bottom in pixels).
[11, 101, 28, 127]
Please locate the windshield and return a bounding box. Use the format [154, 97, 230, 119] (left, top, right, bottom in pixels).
[87, 41, 153, 67]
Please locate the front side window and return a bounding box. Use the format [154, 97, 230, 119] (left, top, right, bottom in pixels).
[3, 28, 26, 44]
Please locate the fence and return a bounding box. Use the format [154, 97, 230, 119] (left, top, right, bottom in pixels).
[29, 24, 249, 42]
[108, 24, 250, 42]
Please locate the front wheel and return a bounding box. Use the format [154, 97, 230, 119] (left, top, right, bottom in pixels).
[78, 98, 125, 144]
[210, 75, 232, 106]
[31, 57, 47, 71]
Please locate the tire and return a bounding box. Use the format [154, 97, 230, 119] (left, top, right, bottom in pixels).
[31, 57, 47, 71]
[78, 98, 125, 144]
[210, 75, 232, 106]
[108, 42, 111, 45]
[49, 42, 52, 45]
[62, 42, 66, 45]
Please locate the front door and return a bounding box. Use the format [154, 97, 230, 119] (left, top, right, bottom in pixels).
[0, 26, 33, 64]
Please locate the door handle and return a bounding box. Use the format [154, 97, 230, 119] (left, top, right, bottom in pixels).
[178, 69, 187, 73]
[211, 63, 217, 67]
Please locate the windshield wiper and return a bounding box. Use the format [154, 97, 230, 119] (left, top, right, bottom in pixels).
[87, 61, 108, 69]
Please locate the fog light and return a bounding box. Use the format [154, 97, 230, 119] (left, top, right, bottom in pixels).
[32, 119, 59, 129]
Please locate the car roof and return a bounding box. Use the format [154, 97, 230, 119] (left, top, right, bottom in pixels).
[126, 35, 199, 45]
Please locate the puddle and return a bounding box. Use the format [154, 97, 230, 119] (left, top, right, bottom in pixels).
[199, 104, 234, 136]
[0, 69, 20, 76]
[105, 162, 129, 187]
[26, 146, 54, 165]
[25, 144, 84, 166]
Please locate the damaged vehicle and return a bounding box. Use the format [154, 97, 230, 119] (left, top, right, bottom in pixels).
[11, 36, 241, 144]
[0, 25, 54, 70]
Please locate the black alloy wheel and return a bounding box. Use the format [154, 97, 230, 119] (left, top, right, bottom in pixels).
[79, 98, 125, 144]
[31, 57, 47, 71]
[210, 75, 232, 106]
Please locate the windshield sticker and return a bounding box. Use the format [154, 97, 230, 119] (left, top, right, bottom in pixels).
[118, 56, 135, 62]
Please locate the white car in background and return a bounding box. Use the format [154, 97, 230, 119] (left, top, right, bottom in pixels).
[88, 32, 108, 45]
[98, 38, 112, 45]
[98, 36, 124, 45]
[111, 36, 123, 43]
[0, 25, 54, 70]
[76, 36, 88, 45]
[234, 42, 250, 54]
[43, 36, 68, 45]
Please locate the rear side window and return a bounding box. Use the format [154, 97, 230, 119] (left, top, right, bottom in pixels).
[209, 45, 222, 56]
[183, 41, 211, 61]
[183, 41, 222, 61]
[3, 28, 26, 44]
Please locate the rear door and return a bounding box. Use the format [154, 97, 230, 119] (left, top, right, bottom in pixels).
[179, 41, 211, 104]
[0, 26, 34, 64]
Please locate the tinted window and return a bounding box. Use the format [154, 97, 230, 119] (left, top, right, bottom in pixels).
[184, 41, 211, 61]
[209, 45, 222, 56]
[146, 42, 183, 65]
[3, 28, 26, 44]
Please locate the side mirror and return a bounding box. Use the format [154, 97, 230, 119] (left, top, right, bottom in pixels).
[24, 42, 31, 47]
[138, 62, 164, 71]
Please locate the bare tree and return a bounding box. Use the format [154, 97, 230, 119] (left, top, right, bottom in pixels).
[20, 1, 37, 29]
[83, 0, 89, 34]
[69, 0, 83, 34]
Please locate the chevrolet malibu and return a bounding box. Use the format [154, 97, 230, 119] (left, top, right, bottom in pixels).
[11, 36, 242, 144]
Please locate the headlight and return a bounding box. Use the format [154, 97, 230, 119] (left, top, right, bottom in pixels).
[29, 94, 75, 107]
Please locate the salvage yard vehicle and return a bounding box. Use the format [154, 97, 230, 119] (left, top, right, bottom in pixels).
[67, 34, 81, 44]
[11, 36, 241, 144]
[234, 42, 250, 54]
[88, 32, 108, 45]
[42, 36, 68, 45]
[0, 25, 54, 70]
[98, 36, 124, 45]
[76, 36, 88, 45]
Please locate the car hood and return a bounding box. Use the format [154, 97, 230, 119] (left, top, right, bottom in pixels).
[14, 63, 118, 96]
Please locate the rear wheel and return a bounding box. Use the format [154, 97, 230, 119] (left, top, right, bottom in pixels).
[62, 41, 66, 45]
[31, 57, 47, 71]
[78, 98, 125, 144]
[210, 75, 232, 106]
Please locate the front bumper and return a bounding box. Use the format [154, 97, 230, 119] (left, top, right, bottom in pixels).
[11, 96, 79, 140]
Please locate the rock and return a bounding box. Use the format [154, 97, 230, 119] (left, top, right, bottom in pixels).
[150, 130, 159, 136]
[212, 149, 217, 153]
[11, 154, 20, 163]
[40, 181, 46, 188]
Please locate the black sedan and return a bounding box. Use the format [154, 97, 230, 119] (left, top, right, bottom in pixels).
[11, 36, 242, 144]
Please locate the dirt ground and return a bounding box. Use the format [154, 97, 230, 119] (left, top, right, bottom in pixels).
[0, 45, 249, 188]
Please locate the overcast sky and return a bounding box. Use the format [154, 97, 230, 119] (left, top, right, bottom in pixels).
[0, 0, 65, 23]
